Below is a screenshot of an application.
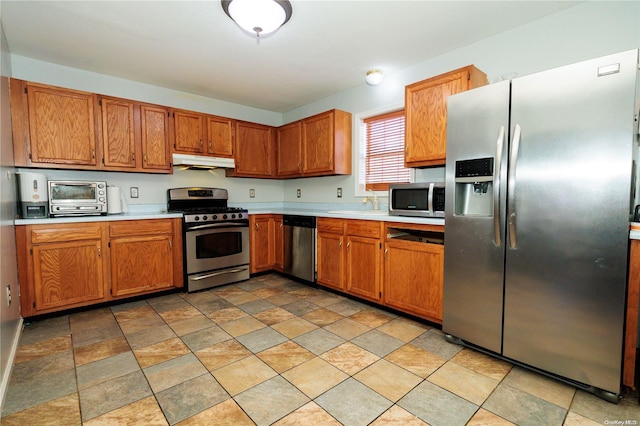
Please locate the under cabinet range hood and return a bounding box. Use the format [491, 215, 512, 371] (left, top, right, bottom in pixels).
[172, 153, 235, 170]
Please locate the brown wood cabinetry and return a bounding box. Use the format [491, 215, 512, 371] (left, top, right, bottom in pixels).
[624, 239, 640, 389]
[11, 80, 99, 168]
[100, 98, 171, 172]
[206, 115, 234, 157]
[383, 222, 444, 323]
[276, 109, 352, 178]
[249, 214, 283, 273]
[16, 218, 183, 317]
[317, 218, 346, 291]
[405, 65, 487, 167]
[230, 121, 276, 177]
[108, 219, 181, 297]
[345, 220, 382, 302]
[277, 121, 302, 177]
[173, 109, 206, 154]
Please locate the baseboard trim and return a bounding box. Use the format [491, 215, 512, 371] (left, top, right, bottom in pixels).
[0, 318, 24, 413]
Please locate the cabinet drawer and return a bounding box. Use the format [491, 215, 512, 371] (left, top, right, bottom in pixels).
[318, 218, 344, 234]
[346, 220, 381, 238]
[109, 219, 173, 237]
[30, 224, 103, 244]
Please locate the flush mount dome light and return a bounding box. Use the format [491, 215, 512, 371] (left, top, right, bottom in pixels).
[365, 69, 384, 86]
[222, 0, 292, 38]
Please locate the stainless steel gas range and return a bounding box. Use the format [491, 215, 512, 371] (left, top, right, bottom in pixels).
[167, 187, 249, 292]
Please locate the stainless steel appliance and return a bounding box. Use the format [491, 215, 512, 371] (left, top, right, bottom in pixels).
[17, 172, 48, 218]
[389, 182, 445, 217]
[443, 49, 639, 402]
[167, 187, 249, 292]
[48, 180, 107, 216]
[283, 215, 316, 282]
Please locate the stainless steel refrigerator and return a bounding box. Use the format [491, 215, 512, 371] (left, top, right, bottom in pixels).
[443, 49, 639, 402]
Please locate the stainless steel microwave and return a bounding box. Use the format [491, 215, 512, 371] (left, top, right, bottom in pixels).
[389, 182, 445, 217]
[49, 180, 108, 216]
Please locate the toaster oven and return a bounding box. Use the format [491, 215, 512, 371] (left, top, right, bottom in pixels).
[48, 180, 108, 216]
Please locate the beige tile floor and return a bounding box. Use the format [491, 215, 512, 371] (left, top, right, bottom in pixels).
[2, 273, 639, 425]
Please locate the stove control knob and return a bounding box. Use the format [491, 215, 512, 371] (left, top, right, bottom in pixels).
[223, 214, 228, 220]
[213, 215, 218, 220]
[194, 216, 200, 221]
[202, 216, 207, 221]
[237, 213, 243, 219]
[231, 214, 236, 219]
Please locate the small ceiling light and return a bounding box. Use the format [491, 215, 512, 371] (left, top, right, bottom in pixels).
[222, 0, 292, 39]
[365, 69, 384, 86]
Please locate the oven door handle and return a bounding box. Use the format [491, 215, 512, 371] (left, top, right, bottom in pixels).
[186, 222, 248, 231]
[190, 267, 249, 281]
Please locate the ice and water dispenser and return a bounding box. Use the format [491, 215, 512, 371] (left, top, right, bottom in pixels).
[454, 157, 494, 216]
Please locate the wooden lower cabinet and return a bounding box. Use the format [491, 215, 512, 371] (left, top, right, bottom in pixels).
[316, 218, 346, 291]
[383, 234, 444, 323]
[345, 221, 382, 302]
[17, 218, 183, 317]
[624, 239, 640, 388]
[249, 214, 282, 273]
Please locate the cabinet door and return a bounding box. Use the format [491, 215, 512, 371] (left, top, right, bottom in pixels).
[27, 83, 98, 165]
[234, 121, 275, 177]
[346, 235, 381, 302]
[405, 66, 486, 167]
[207, 115, 234, 157]
[383, 239, 444, 323]
[174, 110, 205, 153]
[273, 216, 284, 271]
[277, 121, 302, 177]
[250, 215, 275, 273]
[302, 111, 334, 174]
[110, 234, 174, 297]
[32, 239, 104, 311]
[317, 231, 345, 291]
[101, 98, 136, 169]
[141, 104, 171, 171]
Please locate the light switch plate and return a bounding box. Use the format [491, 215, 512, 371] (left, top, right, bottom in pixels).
[130, 187, 139, 198]
[249, 189, 255, 198]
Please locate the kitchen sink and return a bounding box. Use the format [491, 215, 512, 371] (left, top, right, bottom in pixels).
[327, 210, 388, 215]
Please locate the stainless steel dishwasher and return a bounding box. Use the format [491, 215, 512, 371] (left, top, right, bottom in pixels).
[283, 215, 316, 282]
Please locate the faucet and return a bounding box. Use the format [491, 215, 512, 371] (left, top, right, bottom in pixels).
[362, 190, 379, 210]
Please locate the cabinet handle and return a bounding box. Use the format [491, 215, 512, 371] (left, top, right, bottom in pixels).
[384, 248, 388, 259]
[209, 141, 212, 150]
[199, 139, 203, 149]
[256, 223, 259, 230]
[339, 240, 342, 249]
[97, 246, 101, 257]
[91, 149, 96, 159]
[131, 152, 135, 162]
[143, 154, 147, 163]
[346, 241, 350, 251]
[298, 161, 301, 171]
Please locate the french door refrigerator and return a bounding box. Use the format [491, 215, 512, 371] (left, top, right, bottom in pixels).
[443, 49, 639, 402]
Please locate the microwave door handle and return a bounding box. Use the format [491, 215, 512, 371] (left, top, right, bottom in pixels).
[428, 183, 434, 213]
[493, 126, 505, 247]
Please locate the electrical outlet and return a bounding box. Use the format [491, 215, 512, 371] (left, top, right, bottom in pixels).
[337, 188, 342, 198]
[6, 285, 11, 307]
[296, 189, 301, 198]
[249, 189, 255, 198]
[130, 187, 139, 198]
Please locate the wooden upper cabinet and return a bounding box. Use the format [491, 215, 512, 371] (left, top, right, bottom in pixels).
[231, 121, 276, 177]
[101, 97, 136, 169]
[405, 65, 487, 167]
[302, 109, 352, 176]
[173, 109, 205, 154]
[140, 104, 171, 171]
[11, 80, 99, 167]
[100, 97, 171, 173]
[207, 115, 234, 157]
[277, 121, 302, 177]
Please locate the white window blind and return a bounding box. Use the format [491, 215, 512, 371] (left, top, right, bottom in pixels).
[364, 109, 410, 191]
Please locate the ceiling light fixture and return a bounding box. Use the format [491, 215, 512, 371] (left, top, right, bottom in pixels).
[222, 0, 292, 39]
[365, 69, 384, 86]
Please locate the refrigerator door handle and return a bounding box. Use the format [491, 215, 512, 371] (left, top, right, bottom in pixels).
[493, 126, 505, 247]
[508, 124, 521, 248]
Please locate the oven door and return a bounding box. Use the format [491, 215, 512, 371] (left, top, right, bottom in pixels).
[185, 223, 249, 274]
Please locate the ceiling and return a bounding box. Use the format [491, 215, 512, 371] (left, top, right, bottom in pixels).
[1, 1, 581, 113]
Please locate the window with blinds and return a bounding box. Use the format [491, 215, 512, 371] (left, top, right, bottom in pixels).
[364, 109, 410, 191]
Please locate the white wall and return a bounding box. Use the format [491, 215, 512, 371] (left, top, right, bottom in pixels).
[0, 9, 22, 409]
[6, 1, 640, 210]
[281, 0, 640, 204]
